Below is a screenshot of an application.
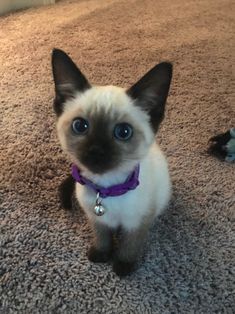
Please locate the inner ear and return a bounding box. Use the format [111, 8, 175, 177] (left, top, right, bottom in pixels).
[52, 48, 91, 116]
[127, 62, 173, 132]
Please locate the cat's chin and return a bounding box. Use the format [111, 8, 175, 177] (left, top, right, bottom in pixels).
[73, 159, 117, 176]
[81, 164, 116, 176]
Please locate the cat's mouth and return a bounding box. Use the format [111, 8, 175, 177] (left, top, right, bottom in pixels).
[80, 160, 117, 175]
[79, 149, 119, 175]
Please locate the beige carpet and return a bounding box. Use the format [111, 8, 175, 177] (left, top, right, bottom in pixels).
[0, 0, 234, 312]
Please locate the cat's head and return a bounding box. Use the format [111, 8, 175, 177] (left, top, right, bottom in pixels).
[52, 49, 172, 175]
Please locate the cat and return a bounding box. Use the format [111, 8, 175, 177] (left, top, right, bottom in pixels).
[51, 48, 173, 276]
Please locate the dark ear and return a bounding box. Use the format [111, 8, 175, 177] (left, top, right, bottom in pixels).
[127, 62, 172, 132]
[51, 48, 91, 116]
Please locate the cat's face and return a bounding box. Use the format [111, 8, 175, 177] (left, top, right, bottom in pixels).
[52, 49, 172, 175]
[56, 85, 153, 174]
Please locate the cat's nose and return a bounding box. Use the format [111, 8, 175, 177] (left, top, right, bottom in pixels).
[88, 145, 105, 158]
[81, 143, 114, 174]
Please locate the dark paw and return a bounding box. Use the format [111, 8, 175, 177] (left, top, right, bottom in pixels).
[58, 175, 75, 210]
[87, 246, 112, 263]
[113, 259, 136, 277]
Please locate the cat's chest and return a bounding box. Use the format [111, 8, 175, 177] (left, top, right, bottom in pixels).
[75, 184, 148, 230]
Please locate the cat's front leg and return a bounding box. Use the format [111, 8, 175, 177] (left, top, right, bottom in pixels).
[58, 174, 75, 210]
[113, 223, 150, 277]
[88, 222, 113, 263]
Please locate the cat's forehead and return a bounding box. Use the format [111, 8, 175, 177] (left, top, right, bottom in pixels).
[64, 85, 136, 118]
[80, 85, 131, 109]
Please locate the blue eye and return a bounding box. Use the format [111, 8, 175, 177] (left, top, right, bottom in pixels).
[114, 123, 133, 141]
[72, 118, 89, 135]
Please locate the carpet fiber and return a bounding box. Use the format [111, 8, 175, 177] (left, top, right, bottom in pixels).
[0, 0, 234, 313]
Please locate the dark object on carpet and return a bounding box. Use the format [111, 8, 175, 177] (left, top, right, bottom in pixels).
[208, 128, 235, 162]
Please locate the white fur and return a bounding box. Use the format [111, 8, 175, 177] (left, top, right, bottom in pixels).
[76, 143, 171, 231]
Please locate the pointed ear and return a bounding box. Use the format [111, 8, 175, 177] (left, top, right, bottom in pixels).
[51, 48, 91, 115]
[127, 62, 173, 132]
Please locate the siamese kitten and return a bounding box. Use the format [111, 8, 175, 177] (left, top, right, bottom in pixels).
[52, 49, 172, 276]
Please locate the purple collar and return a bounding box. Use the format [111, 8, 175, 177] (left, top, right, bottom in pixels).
[71, 164, 140, 198]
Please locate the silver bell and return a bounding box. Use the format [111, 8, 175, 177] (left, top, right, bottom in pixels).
[94, 192, 106, 216]
[94, 204, 106, 216]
